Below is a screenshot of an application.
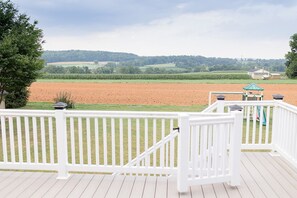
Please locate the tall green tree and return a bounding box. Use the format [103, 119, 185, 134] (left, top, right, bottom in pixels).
[0, 0, 44, 108]
[285, 33, 297, 78]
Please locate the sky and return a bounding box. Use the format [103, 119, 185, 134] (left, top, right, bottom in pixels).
[12, 0, 297, 59]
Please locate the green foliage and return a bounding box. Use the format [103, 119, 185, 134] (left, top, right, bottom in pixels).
[53, 91, 75, 109]
[285, 33, 297, 78]
[40, 73, 251, 80]
[42, 50, 138, 63]
[116, 66, 141, 74]
[42, 50, 286, 73]
[93, 66, 114, 74]
[0, 0, 44, 107]
[5, 88, 29, 108]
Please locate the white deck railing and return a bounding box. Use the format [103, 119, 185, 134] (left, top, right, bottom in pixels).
[203, 100, 275, 150]
[1, 99, 297, 193]
[203, 100, 297, 169]
[272, 101, 297, 169]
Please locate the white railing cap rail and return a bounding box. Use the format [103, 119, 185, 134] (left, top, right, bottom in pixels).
[0, 109, 55, 117]
[64, 110, 180, 118]
[221, 100, 275, 106]
[65, 110, 230, 118]
[203, 101, 219, 112]
[276, 100, 297, 114]
[189, 116, 234, 125]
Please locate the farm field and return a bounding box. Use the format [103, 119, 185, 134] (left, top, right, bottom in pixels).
[29, 82, 297, 106]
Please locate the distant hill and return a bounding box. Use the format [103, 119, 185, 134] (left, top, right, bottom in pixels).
[42, 50, 139, 63]
[42, 50, 286, 72]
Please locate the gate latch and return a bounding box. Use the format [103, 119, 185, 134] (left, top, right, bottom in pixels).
[173, 127, 180, 132]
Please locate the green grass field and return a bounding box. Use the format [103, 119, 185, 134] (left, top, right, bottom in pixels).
[21, 102, 206, 112]
[37, 78, 297, 84]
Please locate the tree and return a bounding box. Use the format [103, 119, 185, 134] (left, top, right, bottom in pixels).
[0, 0, 44, 108]
[285, 33, 297, 78]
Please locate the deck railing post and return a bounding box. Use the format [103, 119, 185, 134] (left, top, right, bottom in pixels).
[177, 114, 190, 193]
[217, 101, 225, 113]
[55, 109, 69, 179]
[271, 100, 282, 155]
[229, 109, 243, 186]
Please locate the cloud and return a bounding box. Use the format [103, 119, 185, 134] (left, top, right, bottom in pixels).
[43, 3, 297, 58]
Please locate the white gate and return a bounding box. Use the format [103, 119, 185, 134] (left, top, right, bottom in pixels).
[177, 111, 243, 192]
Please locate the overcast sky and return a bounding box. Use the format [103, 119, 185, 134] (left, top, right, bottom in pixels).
[13, 0, 297, 59]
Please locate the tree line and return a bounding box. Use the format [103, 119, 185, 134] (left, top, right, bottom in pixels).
[42, 50, 286, 72]
[42, 65, 181, 74]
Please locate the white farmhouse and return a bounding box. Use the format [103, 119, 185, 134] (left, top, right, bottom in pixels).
[248, 68, 270, 79]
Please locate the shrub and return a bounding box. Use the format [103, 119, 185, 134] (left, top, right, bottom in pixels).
[5, 88, 29, 108]
[53, 91, 75, 109]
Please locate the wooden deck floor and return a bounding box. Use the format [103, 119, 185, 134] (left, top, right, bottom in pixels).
[0, 152, 297, 198]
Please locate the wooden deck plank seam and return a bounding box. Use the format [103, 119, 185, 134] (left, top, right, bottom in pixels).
[241, 154, 272, 198]
[244, 153, 279, 198]
[22, 173, 55, 198]
[32, 174, 58, 198]
[271, 154, 297, 180]
[13, 172, 43, 197]
[43, 175, 74, 197]
[104, 176, 116, 197]
[0, 171, 14, 185]
[89, 175, 106, 197]
[139, 177, 147, 198]
[264, 154, 297, 183]
[239, 175, 255, 198]
[113, 175, 126, 198]
[0, 172, 28, 191]
[75, 174, 95, 198]
[246, 153, 290, 197]
[254, 153, 297, 195]
[65, 174, 85, 198]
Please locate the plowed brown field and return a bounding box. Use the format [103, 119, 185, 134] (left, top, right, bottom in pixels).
[29, 82, 297, 106]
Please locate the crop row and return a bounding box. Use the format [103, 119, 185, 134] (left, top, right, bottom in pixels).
[40, 73, 251, 80]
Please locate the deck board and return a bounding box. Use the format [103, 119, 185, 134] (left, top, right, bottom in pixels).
[42, 175, 73, 198]
[245, 153, 290, 197]
[213, 183, 228, 198]
[254, 152, 297, 196]
[105, 175, 125, 198]
[67, 174, 94, 198]
[0, 172, 34, 197]
[155, 176, 167, 198]
[7, 172, 42, 198]
[241, 153, 279, 198]
[142, 176, 157, 198]
[92, 175, 114, 197]
[130, 176, 146, 198]
[0, 152, 297, 198]
[79, 174, 104, 197]
[117, 176, 135, 198]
